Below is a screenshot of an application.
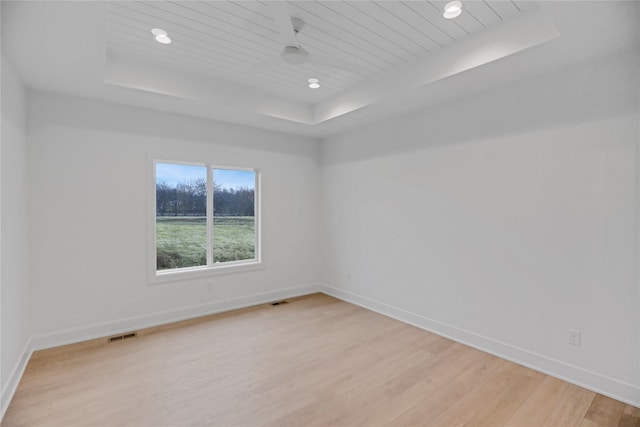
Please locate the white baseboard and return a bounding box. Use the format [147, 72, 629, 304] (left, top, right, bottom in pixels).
[1, 283, 320, 421]
[0, 284, 320, 422]
[1, 338, 33, 420]
[321, 284, 640, 408]
[31, 283, 322, 351]
[4, 282, 636, 422]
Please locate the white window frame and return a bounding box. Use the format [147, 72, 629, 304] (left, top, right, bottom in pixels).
[148, 159, 262, 284]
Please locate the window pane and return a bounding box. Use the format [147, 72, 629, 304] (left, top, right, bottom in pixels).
[156, 163, 207, 270]
[212, 169, 256, 263]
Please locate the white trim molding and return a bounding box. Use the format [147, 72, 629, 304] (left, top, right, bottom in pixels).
[3, 282, 637, 422]
[1, 283, 321, 421]
[148, 159, 262, 285]
[321, 284, 640, 408]
[31, 284, 321, 351]
[1, 338, 33, 420]
[1, 283, 320, 421]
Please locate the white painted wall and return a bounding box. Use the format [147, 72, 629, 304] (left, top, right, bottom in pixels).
[26, 92, 322, 343]
[321, 50, 640, 404]
[0, 58, 31, 412]
[3, 20, 639, 414]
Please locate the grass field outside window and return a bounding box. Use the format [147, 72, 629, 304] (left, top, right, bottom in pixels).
[156, 216, 255, 270]
[154, 161, 258, 275]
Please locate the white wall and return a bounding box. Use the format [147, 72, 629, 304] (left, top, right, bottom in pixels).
[0, 58, 31, 413]
[4, 18, 639, 415]
[321, 50, 640, 404]
[26, 92, 322, 345]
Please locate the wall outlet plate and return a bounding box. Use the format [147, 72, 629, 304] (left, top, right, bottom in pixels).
[569, 329, 581, 346]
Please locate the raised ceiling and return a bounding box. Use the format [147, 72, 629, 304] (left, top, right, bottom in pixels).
[2, 1, 639, 138]
[103, 0, 561, 126]
[105, 1, 528, 104]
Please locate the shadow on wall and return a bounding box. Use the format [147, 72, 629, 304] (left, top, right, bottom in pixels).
[322, 50, 639, 166]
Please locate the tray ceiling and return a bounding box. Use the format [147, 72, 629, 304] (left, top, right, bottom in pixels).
[105, 1, 527, 104]
[3, 1, 637, 137]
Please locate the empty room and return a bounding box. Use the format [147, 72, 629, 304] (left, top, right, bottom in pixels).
[1, 0, 639, 425]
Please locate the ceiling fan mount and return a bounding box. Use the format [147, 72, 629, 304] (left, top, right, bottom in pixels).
[280, 17, 307, 65]
[290, 17, 305, 35]
[281, 46, 308, 65]
[257, 3, 364, 75]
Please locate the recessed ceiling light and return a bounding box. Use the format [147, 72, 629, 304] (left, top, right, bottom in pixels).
[155, 34, 172, 44]
[151, 28, 172, 44]
[443, 1, 463, 19]
[308, 78, 319, 84]
[309, 83, 320, 89]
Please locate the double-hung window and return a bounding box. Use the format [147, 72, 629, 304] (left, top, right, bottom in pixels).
[152, 161, 260, 281]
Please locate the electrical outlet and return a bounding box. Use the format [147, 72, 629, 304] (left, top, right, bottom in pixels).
[569, 329, 581, 346]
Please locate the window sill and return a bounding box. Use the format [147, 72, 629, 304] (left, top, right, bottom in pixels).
[149, 261, 264, 285]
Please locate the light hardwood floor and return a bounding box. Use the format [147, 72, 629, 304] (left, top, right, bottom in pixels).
[3, 294, 639, 426]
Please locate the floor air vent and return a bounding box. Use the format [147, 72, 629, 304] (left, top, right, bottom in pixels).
[271, 300, 289, 306]
[108, 332, 138, 342]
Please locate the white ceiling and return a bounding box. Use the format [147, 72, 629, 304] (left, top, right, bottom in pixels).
[2, 1, 639, 138]
[106, 1, 526, 103]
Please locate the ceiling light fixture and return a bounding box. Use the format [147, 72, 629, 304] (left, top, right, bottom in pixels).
[443, 1, 463, 19]
[308, 78, 319, 84]
[151, 28, 172, 44]
[155, 35, 172, 44]
[309, 83, 320, 89]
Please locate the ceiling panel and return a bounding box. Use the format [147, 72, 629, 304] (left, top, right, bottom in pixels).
[487, 1, 521, 18]
[288, 1, 413, 69]
[401, 1, 469, 40]
[462, 1, 502, 27]
[428, 0, 484, 33]
[335, 1, 431, 56]
[105, 0, 528, 105]
[374, 2, 455, 47]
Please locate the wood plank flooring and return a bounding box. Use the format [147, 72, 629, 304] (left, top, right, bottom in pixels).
[2, 293, 638, 426]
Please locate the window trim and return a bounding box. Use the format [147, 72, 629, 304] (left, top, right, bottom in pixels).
[148, 159, 262, 285]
